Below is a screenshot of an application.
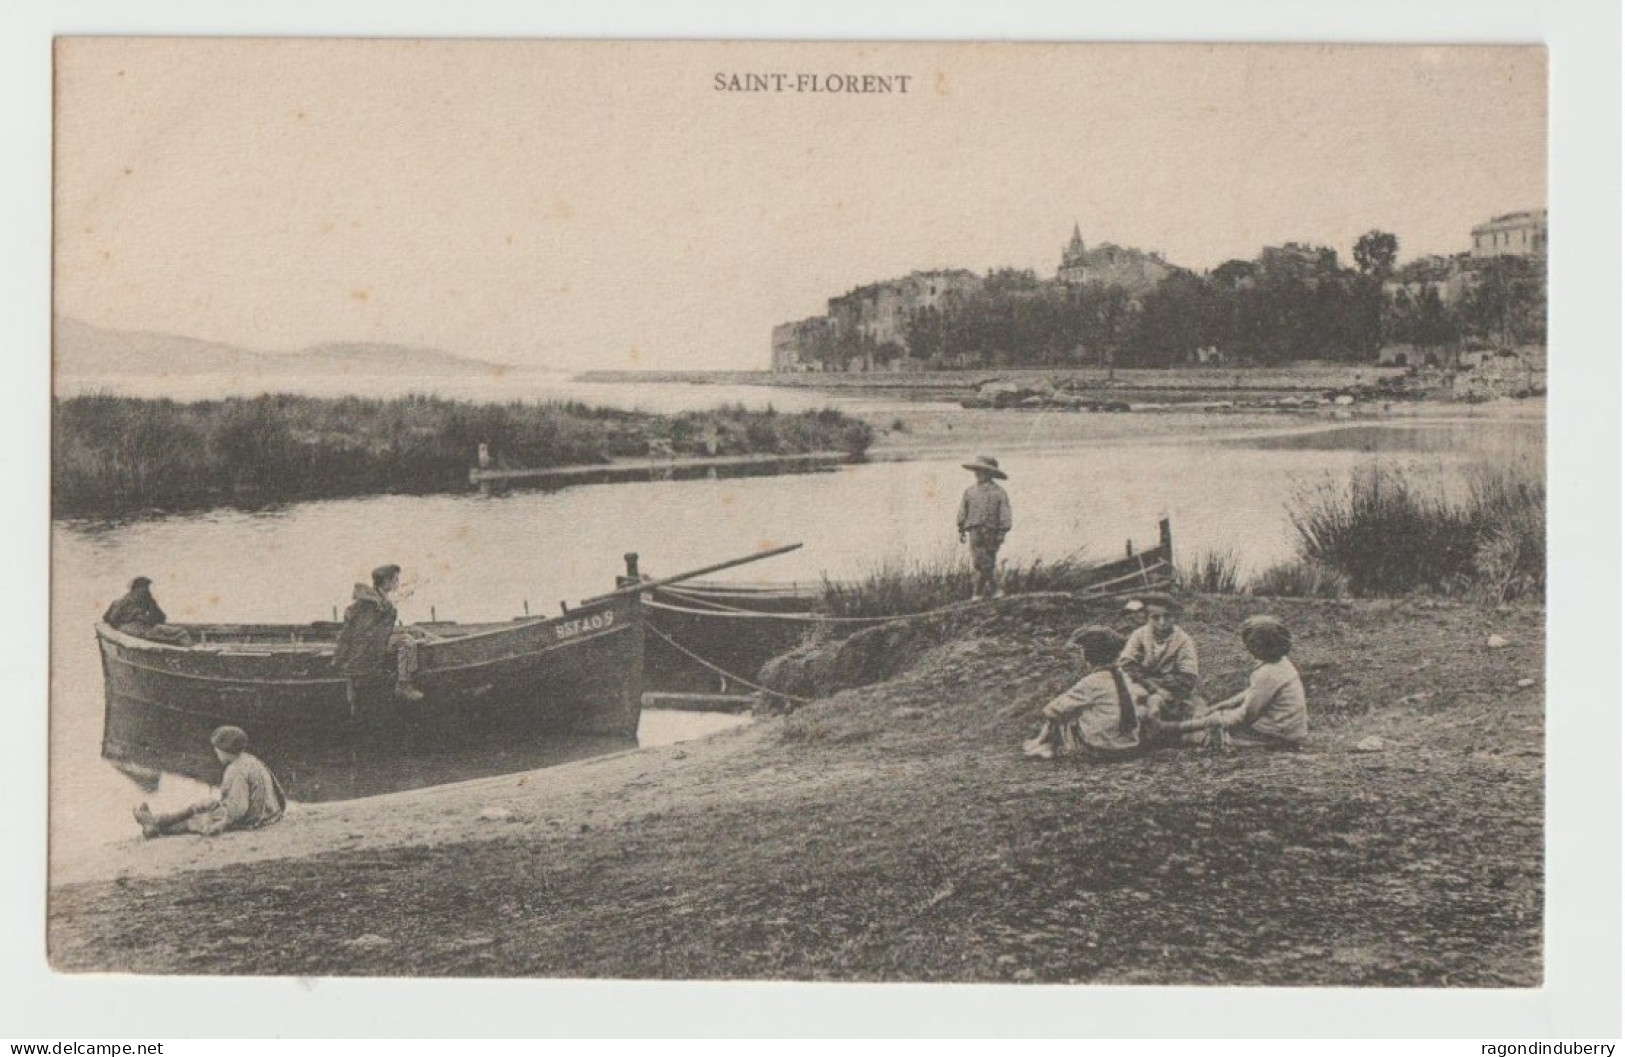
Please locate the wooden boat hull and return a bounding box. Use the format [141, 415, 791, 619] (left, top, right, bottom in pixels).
[98, 593, 643, 800]
[644, 581, 822, 693]
[644, 518, 1175, 692]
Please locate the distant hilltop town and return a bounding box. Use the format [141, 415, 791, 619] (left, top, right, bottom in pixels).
[771, 211, 1546, 374]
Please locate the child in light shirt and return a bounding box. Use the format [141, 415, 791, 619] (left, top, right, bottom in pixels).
[1024, 626, 1152, 760]
[1117, 591, 1203, 725]
[1157, 615, 1307, 749]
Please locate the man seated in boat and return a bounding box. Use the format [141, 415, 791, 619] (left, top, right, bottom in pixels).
[333, 564, 425, 701]
[102, 576, 192, 646]
[132, 725, 285, 838]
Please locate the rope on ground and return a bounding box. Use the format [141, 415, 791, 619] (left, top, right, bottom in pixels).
[642, 622, 818, 706]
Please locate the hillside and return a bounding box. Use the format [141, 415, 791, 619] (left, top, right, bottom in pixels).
[53, 318, 513, 378]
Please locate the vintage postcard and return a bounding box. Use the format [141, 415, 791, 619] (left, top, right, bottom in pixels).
[47, 38, 1552, 992]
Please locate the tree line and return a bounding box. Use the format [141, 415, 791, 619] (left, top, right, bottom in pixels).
[805, 232, 1546, 371]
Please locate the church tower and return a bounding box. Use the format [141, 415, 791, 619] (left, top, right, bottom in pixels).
[1063, 222, 1086, 267]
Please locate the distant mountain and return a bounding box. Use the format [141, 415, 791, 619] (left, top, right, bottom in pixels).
[53, 318, 519, 378]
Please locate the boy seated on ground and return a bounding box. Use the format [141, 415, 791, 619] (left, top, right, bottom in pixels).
[132, 726, 286, 838]
[1117, 591, 1203, 724]
[1023, 626, 1152, 760]
[1154, 615, 1307, 750]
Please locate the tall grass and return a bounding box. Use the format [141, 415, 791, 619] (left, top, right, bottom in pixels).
[1182, 549, 1242, 595]
[1288, 457, 1544, 601]
[1180, 549, 1348, 598]
[1248, 559, 1349, 599]
[53, 394, 874, 518]
[820, 551, 1109, 618]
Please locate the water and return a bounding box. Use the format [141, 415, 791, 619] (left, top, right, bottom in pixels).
[51, 397, 1542, 857]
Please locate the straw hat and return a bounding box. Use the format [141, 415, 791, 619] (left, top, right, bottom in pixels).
[961, 455, 1008, 480]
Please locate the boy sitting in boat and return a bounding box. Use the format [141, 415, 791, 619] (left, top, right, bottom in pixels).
[102, 576, 192, 647]
[334, 564, 425, 701]
[1117, 591, 1203, 725]
[132, 726, 285, 838]
[1153, 615, 1308, 750]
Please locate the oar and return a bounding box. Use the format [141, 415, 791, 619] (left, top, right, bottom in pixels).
[579, 542, 804, 605]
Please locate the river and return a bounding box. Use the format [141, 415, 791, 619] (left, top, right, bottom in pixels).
[49, 380, 1543, 860]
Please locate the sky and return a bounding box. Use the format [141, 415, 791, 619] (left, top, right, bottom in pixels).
[54, 40, 1547, 371]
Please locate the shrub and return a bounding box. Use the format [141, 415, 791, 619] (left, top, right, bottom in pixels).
[839, 419, 876, 457]
[1465, 458, 1545, 602]
[1287, 457, 1543, 600]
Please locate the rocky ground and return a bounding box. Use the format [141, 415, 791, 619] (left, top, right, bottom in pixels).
[49, 594, 1543, 985]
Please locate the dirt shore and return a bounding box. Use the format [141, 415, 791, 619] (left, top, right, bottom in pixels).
[575, 365, 1412, 395]
[850, 398, 1543, 470]
[48, 594, 1543, 985]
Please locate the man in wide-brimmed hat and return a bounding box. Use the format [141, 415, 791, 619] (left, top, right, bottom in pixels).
[957, 455, 1012, 599]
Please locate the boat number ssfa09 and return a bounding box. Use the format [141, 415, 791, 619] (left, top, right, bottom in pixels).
[555, 609, 615, 640]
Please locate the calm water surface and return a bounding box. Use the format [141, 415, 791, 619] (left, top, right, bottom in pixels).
[51, 399, 1542, 857]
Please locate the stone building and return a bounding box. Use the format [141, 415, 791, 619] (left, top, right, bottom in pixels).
[1471, 210, 1547, 259]
[1056, 223, 1174, 294]
[770, 316, 831, 372]
[824, 269, 982, 369]
[1257, 241, 1338, 278]
[1383, 254, 1474, 307]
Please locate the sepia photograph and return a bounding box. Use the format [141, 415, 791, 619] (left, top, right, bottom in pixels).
[43, 36, 1555, 986]
[8, 10, 1616, 1037]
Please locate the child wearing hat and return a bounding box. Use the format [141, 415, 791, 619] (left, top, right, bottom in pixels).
[1024, 625, 1151, 760]
[1117, 591, 1203, 726]
[957, 455, 1012, 600]
[132, 726, 286, 838]
[1157, 615, 1307, 749]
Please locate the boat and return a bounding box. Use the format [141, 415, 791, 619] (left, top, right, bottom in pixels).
[642, 579, 825, 695]
[98, 590, 644, 800]
[643, 517, 1177, 694]
[98, 547, 799, 800]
